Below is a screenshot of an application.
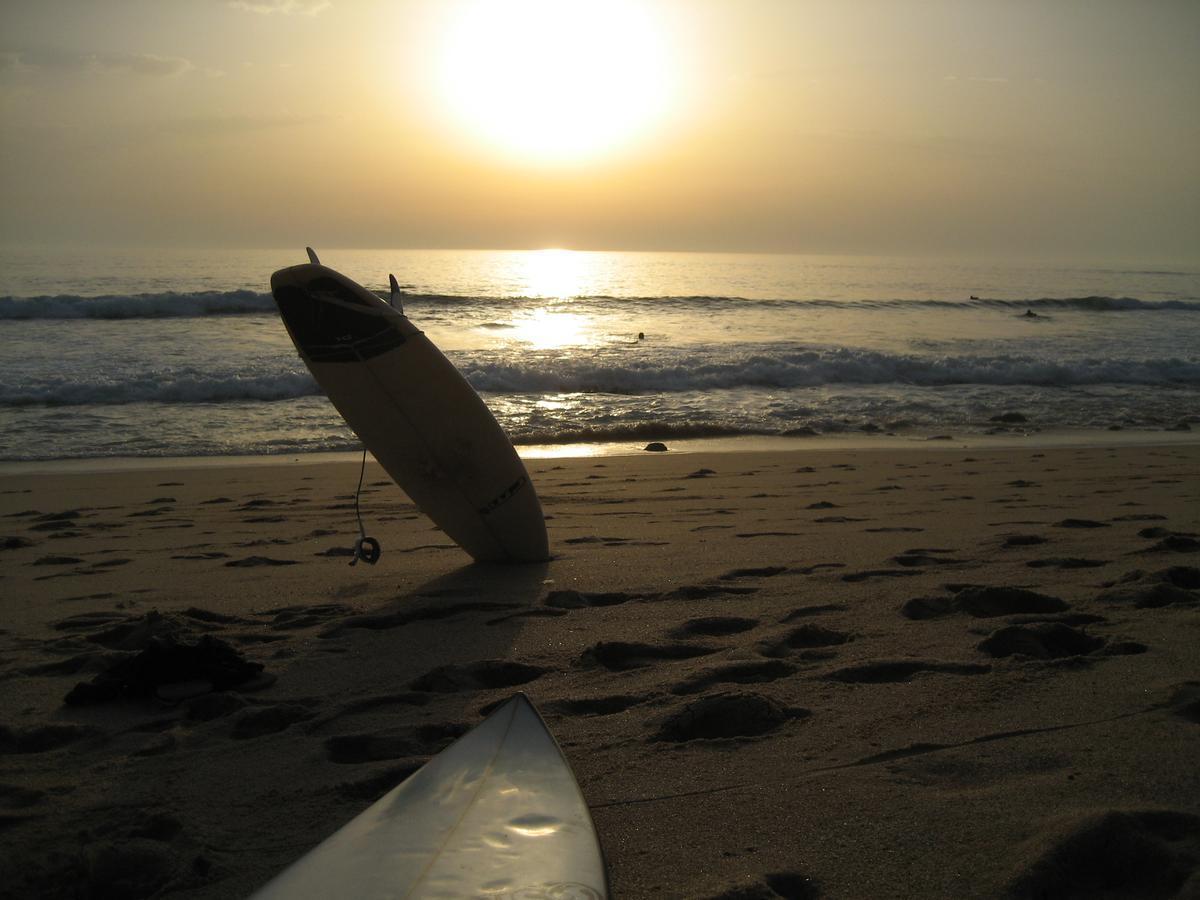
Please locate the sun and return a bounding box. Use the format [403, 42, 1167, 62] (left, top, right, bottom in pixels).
[433, 0, 677, 165]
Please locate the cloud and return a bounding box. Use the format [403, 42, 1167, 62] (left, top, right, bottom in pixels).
[227, 0, 331, 14]
[0, 48, 192, 77]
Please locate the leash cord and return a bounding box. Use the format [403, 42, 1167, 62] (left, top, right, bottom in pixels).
[349, 446, 380, 565]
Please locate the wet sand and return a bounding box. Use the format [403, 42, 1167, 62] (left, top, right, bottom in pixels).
[1, 443, 1199, 898]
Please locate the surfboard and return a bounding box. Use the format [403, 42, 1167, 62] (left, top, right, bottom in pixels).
[250, 693, 609, 900]
[270, 252, 549, 563]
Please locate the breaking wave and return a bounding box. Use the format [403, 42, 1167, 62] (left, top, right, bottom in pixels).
[460, 346, 1200, 394]
[4, 345, 1198, 407]
[1, 372, 320, 406]
[1, 290, 1198, 320]
[0, 290, 277, 319]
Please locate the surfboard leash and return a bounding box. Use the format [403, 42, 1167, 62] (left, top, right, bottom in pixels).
[350, 446, 381, 566]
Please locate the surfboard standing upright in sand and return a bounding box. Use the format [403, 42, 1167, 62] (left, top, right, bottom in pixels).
[270, 251, 549, 563]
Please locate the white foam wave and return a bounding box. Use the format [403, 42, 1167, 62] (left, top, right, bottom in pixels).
[462, 347, 1200, 394]
[4, 345, 1197, 408]
[1, 290, 1196, 321]
[1, 372, 319, 406]
[0, 290, 276, 319]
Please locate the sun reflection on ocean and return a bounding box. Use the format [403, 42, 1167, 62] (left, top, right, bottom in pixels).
[500, 250, 603, 348]
[521, 248, 588, 300]
[508, 308, 592, 349]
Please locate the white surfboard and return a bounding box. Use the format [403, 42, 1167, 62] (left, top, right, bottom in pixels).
[271, 254, 548, 563]
[250, 693, 609, 899]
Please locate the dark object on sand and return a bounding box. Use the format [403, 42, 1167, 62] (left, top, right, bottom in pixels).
[64, 635, 265, 706]
[643, 442, 668, 452]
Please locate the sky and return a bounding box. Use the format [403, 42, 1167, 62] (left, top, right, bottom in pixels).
[1, 0, 1198, 261]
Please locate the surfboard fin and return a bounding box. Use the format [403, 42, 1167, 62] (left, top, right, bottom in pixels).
[306, 247, 320, 265]
[389, 274, 404, 313]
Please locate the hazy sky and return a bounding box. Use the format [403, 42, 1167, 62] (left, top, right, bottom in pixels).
[2, 0, 1197, 260]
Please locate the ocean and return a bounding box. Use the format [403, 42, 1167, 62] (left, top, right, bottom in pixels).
[1, 248, 1198, 462]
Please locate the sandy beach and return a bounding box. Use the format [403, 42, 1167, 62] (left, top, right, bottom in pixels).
[2, 441, 1199, 898]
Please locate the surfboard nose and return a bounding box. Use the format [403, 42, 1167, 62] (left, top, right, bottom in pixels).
[270, 266, 405, 363]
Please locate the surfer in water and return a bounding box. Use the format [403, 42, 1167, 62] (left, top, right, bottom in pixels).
[1022, 309, 1040, 318]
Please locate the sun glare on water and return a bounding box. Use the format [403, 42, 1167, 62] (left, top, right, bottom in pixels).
[434, 0, 677, 165]
[509, 308, 591, 349]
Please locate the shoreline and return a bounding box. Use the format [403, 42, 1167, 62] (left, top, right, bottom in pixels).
[1, 426, 1197, 476]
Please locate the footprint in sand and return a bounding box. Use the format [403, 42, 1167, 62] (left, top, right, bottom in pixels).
[306, 693, 430, 734]
[781, 603, 848, 620]
[825, 660, 991, 683]
[976, 624, 1110, 661]
[0, 723, 98, 754]
[230, 704, 315, 739]
[1002, 534, 1048, 548]
[1096, 567, 1200, 608]
[126, 507, 174, 518]
[31, 555, 83, 567]
[736, 531, 805, 538]
[758, 624, 853, 659]
[1168, 682, 1200, 724]
[842, 569, 924, 583]
[409, 659, 548, 693]
[1139, 532, 1200, 554]
[706, 871, 821, 900]
[314, 546, 357, 558]
[546, 695, 648, 717]
[319, 601, 521, 636]
[184, 693, 248, 722]
[0, 783, 46, 815]
[89, 558, 132, 569]
[670, 660, 797, 695]
[719, 566, 787, 580]
[224, 556, 298, 568]
[1025, 557, 1107, 569]
[1005, 810, 1200, 899]
[669, 616, 760, 638]
[257, 603, 356, 631]
[901, 586, 1068, 620]
[891, 550, 964, 567]
[578, 641, 718, 672]
[323, 721, 468, 763]
[660, 584, 760, 601]
[486, 607, 568, 625]
[651, 692, 809, 742]
[27, 520, 79, 533]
